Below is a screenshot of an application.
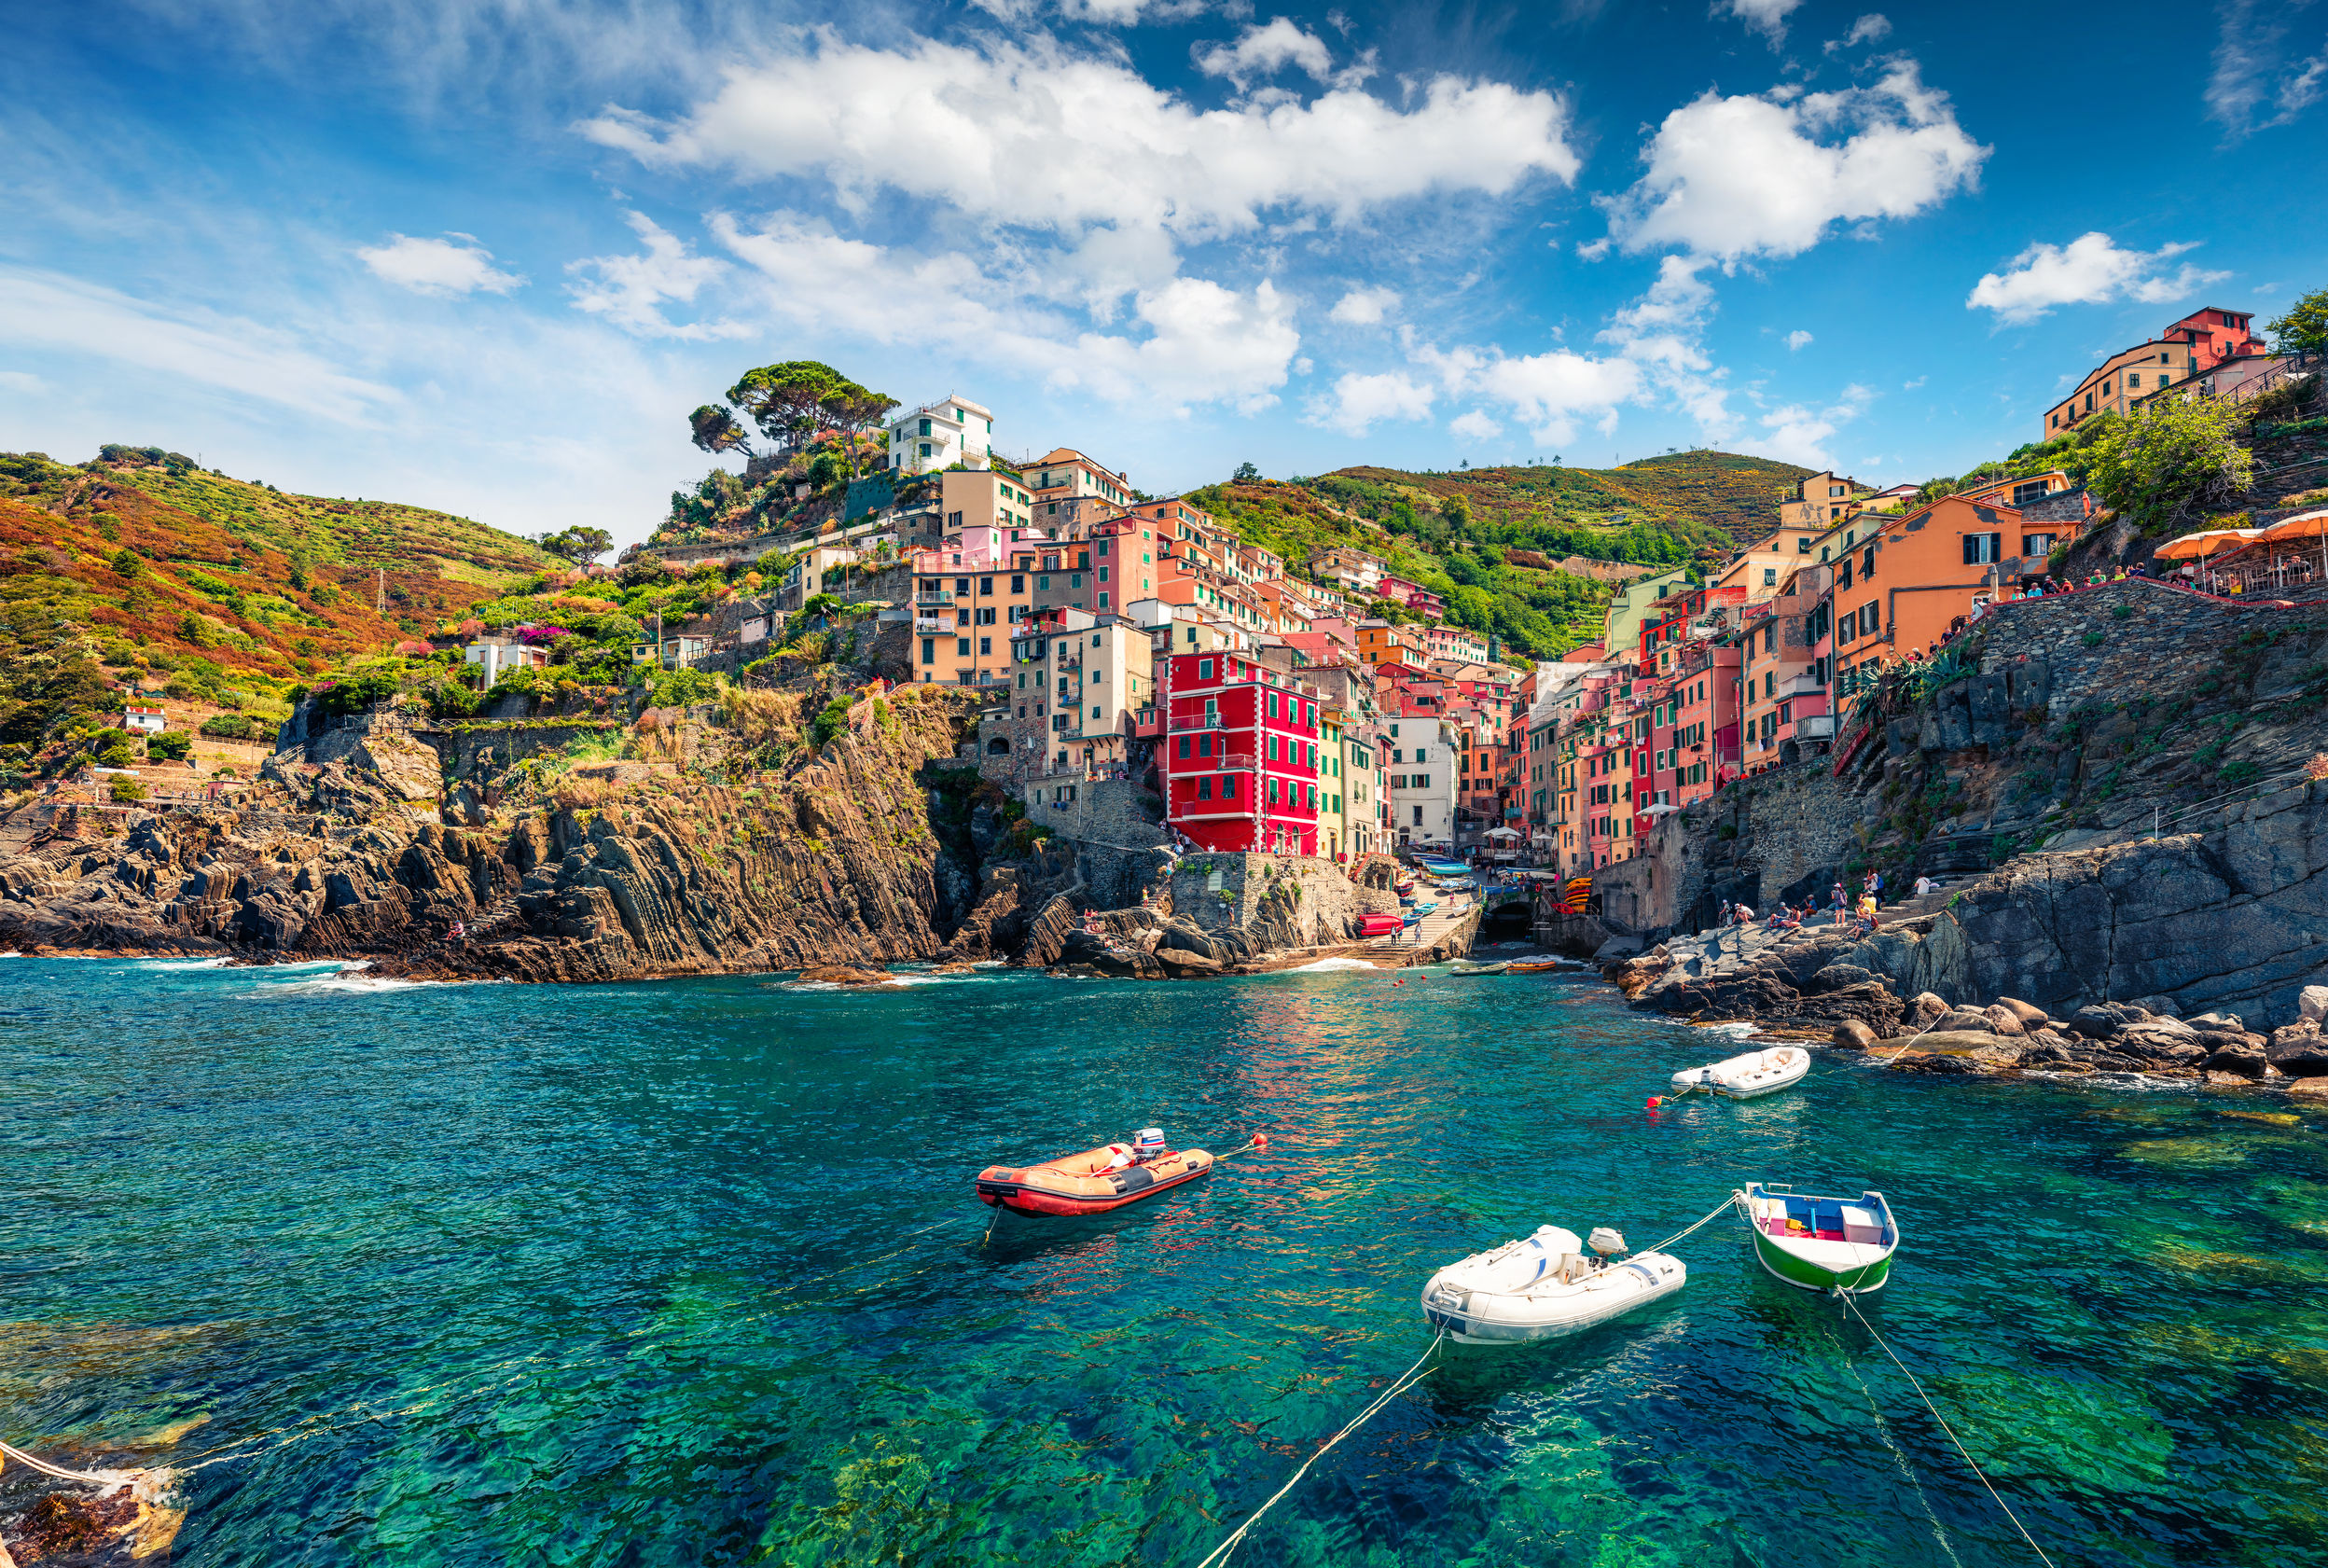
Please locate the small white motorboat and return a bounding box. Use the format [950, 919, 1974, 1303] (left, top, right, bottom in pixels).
[1420, 1224, 1685, 1344]
[1670, 1045, 1810, 1100]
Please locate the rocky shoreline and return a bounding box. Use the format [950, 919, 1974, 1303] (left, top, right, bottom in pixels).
[1610, 915, 2328, 1097]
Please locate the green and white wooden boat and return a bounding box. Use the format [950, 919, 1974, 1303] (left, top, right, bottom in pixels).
[1737, 1183, 1899, 1295]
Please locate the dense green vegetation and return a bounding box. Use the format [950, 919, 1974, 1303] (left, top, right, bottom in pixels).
[1187, 452, 1809, 660]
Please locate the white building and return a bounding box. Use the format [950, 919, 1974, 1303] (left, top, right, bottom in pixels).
[888, 396, 994, 473]
[1386, 715, 1458, 848]
[121, 704, 168, 734]
[464, 638, 547, 689]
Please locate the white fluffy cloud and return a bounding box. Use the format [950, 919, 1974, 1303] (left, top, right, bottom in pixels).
[1064, 278, 1300, 411]
[1718, 0, 1805, 44]
[1827, 13, 1892, 50]
[712, 214, 1299, 413]
[582, 33, 1578, 245]
[1603, 65, 1987, 262]
[1195, 19, 1337, 87]
[356, 232, 524, 297]
[1328, 285, 1400, 326]
[1307, 369, 1434, 436]
[2206, 0, 2328, 136]
[567, 212, 750, 340]
[0, 264, 399, 423]
[1449, 409, 1503, 441]
[1965, 232, 2231, 324]
[1411, 340, 1643, 445]
[1784, 329, 1813, 351]
[1758, 383, 1875, 467]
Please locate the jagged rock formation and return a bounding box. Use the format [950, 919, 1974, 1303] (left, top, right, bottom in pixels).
[0, 681, 1406, 983]
[0, 687, 1065, 978]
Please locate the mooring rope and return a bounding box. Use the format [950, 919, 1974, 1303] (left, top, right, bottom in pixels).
[0, 1438, 140, 1490]
[1836, 1335, 1967, 1568]
[1636, 1196, 1744, 1256]
[1839, 1294, 2058, 1567]
[1191, 1329, 1447, 1568]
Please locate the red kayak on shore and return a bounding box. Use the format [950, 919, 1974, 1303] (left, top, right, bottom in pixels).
[975, 1141, 1214, 1216]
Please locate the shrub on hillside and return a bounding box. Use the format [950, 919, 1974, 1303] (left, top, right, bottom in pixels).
[644, 666, 715, 708]
[109, 776, 147, 803]
[146, 730, 193, 762]
[88, 729, 138, 768]
[808, 697, 853, 747]
[2086, 396, 2254, 534]
[200, 713, 259, 740]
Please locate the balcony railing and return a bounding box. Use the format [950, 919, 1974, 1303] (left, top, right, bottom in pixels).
[1170, 714, 1227, 731]
[914, 590, 954, 605]
[914, 617, 952, 633]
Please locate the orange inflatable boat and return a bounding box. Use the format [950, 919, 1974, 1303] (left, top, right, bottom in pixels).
[975, 1139, 1214, 1216]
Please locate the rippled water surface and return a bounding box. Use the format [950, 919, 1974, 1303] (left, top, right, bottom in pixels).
[6, 953, 2328, 1567]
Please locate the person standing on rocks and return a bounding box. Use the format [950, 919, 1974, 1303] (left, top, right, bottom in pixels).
[1830, 882, 1849, 926]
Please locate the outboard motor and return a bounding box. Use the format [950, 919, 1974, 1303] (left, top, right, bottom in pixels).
[1134, 1128, 1167, 1161]
[1587, 1227, 1628, 1257]
[1670, 1067, 1710, 1094]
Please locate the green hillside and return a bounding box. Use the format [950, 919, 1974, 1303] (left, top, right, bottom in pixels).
[1188, 451, 1811, 662]
[79, 446, 560, 585]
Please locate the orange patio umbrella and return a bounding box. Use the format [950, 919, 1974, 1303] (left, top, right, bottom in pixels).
[2156, 527, 2263, 561]
[2258, 509, 2328, 543]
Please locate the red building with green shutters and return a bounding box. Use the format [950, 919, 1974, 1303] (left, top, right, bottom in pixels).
[1160, 649, 1323, 855]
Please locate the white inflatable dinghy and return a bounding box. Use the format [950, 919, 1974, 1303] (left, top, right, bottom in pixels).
[1420, 1225, 1685, 1344]
[1670, 1045, 1809, 1099]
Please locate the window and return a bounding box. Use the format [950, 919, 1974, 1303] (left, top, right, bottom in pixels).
[979, 637, 991, 655]
[979, 576, 993, 596]
[2023, 534, 2056, 557]
[1199, 735, 1212, 758]
[1837, 560, 1853, 590]
[1011, 575, 1024, 593]
[1037, 576, 1050, 590]
[1198, 777, 1212, 800]
[921, 638, 935, 664]
[1198, 658, 1213, 679]
[1222, 775, 1237, 798]
[2128, 372, 2141, 388]
[1764, 567, 1777, 586]
[1863, 547, 1876, 578]
[920, 443, 933, 458]
[1797, 536, 1813, 553]
[1177, 736, 1189, 758]
[1962, 533, 2002, 564]
[918, 419, 931, 437]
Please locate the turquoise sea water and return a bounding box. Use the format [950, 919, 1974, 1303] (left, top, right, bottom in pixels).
[5, 953, 2328, 1567]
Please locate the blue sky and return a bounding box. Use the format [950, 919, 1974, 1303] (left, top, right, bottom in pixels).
[1, 0, 2322, 548]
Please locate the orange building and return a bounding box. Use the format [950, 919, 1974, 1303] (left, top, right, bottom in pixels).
[2043, 307, 2268, 440]
[1356, 621, 1413, 666]
[1832, 493, 2086, 676]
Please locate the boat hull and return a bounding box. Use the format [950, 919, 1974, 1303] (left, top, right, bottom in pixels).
[1749, 1221, 1892, 1293]
[976, 1149, 1213, 1216]
[1421, 1252, 1686, 1342]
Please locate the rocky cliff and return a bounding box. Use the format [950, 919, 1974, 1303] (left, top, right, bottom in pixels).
[1587, 580, 2328, 1039]
[0, 676, 1401, 982]
[0, 685, 1105, 978]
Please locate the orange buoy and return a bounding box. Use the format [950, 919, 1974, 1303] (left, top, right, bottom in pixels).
[1645, 1096, 1663, 1109]
[1254, 1132, 1270, 1147]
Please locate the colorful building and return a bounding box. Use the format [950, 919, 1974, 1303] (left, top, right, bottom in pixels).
[1159, 650, 1324, 856]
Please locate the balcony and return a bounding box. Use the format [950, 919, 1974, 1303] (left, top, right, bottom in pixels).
[914, 590, 954, 606]
[914, 616, 953, 633]
[1171, 714, 1228, 732]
